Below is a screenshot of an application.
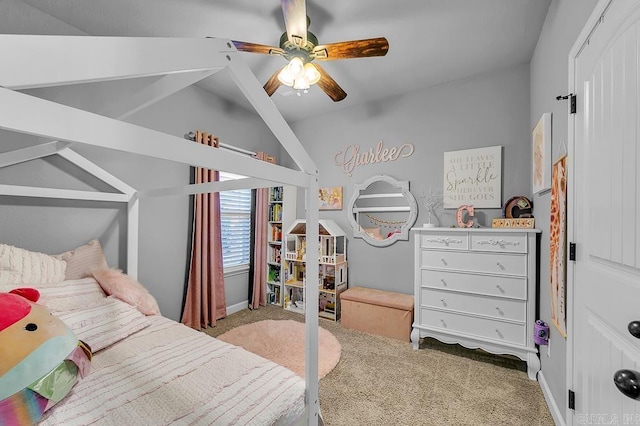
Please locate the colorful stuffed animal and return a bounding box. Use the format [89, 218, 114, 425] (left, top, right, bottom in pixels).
[0, 288, 91, 425]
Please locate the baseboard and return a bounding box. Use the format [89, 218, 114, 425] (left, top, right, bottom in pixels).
[538, 371, 565, 426]
[226, 300, 248, 315]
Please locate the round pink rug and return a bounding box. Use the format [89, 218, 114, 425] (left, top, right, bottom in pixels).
[217, 319, 341, 379]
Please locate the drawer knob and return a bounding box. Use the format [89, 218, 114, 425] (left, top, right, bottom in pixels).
[440, 319, 447, 327]
[495, 329, 504, 339]
[440, 299, 447, 307]
[496, 307, 504, 316]
[441, 258, 448, 266]
[440, 279, 447, 286]
[496, 285, 505, 293]
[496, 262, 505, 270]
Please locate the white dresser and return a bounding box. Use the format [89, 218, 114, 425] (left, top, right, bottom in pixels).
[411, 227, 541, 380]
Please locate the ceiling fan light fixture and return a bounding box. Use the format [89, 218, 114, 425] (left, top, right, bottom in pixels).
[293, 78, 310, 91]
[277, 65, 295, 86]
[287, 57, 305, 79]
[303, 63, 321, 85]
[279, 58, 319, 91]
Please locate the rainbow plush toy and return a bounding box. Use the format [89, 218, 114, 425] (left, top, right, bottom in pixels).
[0, 288, 91, 425]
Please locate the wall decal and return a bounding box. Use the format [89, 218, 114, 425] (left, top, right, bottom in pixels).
[334, 141, 414, 176]
[443, 146, 502, 208]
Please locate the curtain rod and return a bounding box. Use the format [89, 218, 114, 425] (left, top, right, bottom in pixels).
[183, 132, 256, 157]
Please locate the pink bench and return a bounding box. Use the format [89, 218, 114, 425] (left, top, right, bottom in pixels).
[340, 287, 414, 341]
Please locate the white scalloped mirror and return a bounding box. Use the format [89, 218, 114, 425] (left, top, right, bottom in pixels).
[347, 175, 418, 247]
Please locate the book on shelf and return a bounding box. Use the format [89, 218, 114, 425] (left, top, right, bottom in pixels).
[270, 186, 283, 202]
[268, 203, 283, 222]
[267, 285, 281, 304]
[268, 265, 281, 283]
[270, 224, 282, 242]
[269, 246, 281, 263]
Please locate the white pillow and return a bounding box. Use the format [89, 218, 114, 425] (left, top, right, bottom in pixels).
[40, 277, 107, 313]
[1, 277, 106, 313]
[0, 243, 66, 285]
[57, 297, 152, 352]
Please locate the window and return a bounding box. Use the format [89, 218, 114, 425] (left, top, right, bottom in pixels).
[219, 172, 252, 270]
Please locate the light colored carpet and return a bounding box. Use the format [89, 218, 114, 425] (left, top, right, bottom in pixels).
[216, 319, 341, 379]
[205, 305, 554, 426]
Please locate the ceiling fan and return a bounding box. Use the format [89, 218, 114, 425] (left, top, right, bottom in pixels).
[231, 0, 389, 102]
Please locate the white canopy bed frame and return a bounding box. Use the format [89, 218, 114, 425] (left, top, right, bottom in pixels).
[0, 34, 320, 425]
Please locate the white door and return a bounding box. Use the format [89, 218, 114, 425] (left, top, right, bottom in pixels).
[572, 0, 640, 421]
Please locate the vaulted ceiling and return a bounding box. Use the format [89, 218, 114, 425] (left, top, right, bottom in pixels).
[11, 0, 551, 122]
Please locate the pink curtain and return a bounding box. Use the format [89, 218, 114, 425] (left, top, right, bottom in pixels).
[249, 152, 276, 309]
[182, 131, 227, 330]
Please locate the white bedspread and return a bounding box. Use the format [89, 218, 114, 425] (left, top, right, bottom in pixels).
[39, 315, 306, 425]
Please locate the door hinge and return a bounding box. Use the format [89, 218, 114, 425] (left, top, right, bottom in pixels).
[569, 242, 576, 261]
[556, 93, 577, 114]
[568, 389, 575, 410]
[570, 94, 576, 114]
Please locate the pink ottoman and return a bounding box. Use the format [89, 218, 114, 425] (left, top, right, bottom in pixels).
[340, 287, 414, 341]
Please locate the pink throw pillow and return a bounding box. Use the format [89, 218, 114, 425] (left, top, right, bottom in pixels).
[57, 239, 109, 280]
[92, 268, 161, 316]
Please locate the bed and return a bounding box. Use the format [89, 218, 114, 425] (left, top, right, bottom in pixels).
[0, 34, 321, 425]
[1, 272, 306, 425]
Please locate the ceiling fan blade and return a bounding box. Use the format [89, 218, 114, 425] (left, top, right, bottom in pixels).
[313, 64, 347, 102]
[263, 68, 283, 97]
[281, 0, 307, 47]
[231, 40, 285, 56]
[312, 37, 389, 61]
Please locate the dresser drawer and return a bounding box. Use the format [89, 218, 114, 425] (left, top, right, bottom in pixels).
[420, 269, 527, 299]
[420, 232, 468, 250]
[420, 308, 526, 346]
[420, 250, 527, 276]
[470, 232, 528, 253]
[421, 288, 526, 322]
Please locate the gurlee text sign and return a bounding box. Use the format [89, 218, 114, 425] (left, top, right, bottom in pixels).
[443, 146, 502, 209]
[335, 141, 414, 176]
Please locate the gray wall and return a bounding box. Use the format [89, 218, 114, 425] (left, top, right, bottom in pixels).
[288, 64, 531, 295]
[529, 0, 598, 420]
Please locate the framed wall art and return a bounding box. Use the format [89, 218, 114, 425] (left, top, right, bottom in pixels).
[532, 113, 552, 194]
[549, 155, 567, 337]
[443, 145, 502, 209]
[319, 186, 343, 210]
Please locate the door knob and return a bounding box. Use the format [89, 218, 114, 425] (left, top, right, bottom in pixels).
[628, 321, 640, 339]
[613, 369, 640, 400]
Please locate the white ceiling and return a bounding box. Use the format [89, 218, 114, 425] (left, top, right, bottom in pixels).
[14, 0, 551, 123]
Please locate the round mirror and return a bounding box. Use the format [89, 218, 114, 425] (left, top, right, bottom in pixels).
[347, 175, 418, 247]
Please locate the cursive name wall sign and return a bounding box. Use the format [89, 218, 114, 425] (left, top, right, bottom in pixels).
[335, 141, 414, 176]
[443, 145, 502, 208]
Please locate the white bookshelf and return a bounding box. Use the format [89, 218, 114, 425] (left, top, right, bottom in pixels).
[266, 186, 296, 305]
